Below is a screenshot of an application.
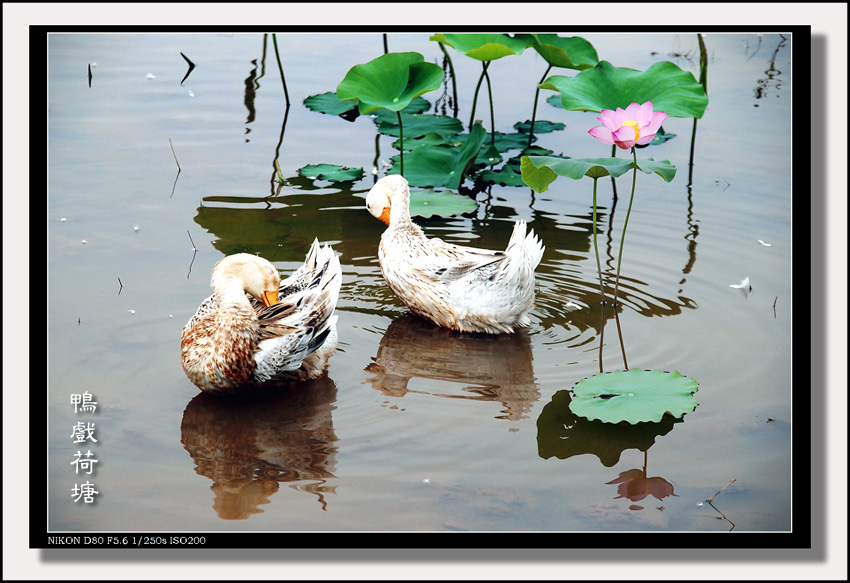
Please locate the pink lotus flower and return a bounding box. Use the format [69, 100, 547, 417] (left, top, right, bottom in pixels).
[588, 101, 668, 150]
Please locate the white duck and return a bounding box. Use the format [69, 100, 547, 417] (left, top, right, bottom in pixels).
[181, 239, 341, 393]
[365, 175, 544, 334]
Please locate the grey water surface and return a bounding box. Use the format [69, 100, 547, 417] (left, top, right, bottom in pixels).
[47, 32, 794, 532]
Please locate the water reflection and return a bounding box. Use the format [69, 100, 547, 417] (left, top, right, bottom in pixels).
[365, 313, 540, 420]
[180, 376, 339, 520]
[537, 388, 681, 467]
[192, 184, 369, 262]
[605, 451, 677, 510]
[754, 34, 787, 101]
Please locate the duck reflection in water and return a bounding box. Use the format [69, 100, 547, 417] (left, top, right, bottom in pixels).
[365, 313, 540, 420]
[180, 376, 338, 520]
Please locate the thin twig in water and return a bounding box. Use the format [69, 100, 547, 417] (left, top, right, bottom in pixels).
[179, 52, 196, 85]
[707, 478, 736, 502]
[186, 230, 198, 279]
[169, 139, 181, 171]
[773, 296, 778, 318]
[117, 277, 123, 295]
[169, 139, 182, 198]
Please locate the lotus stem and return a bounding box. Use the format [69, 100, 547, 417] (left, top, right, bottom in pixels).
[591, 177, 605, 304]
[396, 110, 404, 176]
[614, 303, 629, 371]
[610, 144, 619, 201]
[612, 147, 639, 307]
[271, 34, 290, 106]
[468, 61, 490, 132]
[483, 62, 495, 146]
[528, 65, 552, 148]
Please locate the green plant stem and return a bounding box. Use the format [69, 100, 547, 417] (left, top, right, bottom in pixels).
[468, 61, 490, 131]
[598, 293, 606, 374]
[614, 302, 629, 371]
[591, 177, 605, 303]
[612, 148, 638, 307]
[271, 34, 290, 106]
[396, 110, 404, 176]
[528, 65, 552, 148]
[610, 144, 618, 201]
[483, 63, 496, 146]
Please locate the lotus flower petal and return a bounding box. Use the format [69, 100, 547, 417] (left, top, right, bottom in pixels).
[589, 100, 668, 150]
[588, 125, 615, 144]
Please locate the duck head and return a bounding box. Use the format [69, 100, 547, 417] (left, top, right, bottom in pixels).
[211, 253, 280, 307]
[366, 174, 409, 226]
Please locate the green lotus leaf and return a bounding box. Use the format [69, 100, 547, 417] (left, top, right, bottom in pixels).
[475, 143, 503, 166]
[407, 188, 478, 218]
[513, 120, 565, 134]
[392, 132, 454, 151]
[490, 131, 538, 152]
[541, 60, 708, 118]
[371, 96, 432, 121]
[643, 125, 676, 146]
[303, 91, 359, 119]
[297, 163, 363, 182]
[569, 369, 699, 424]
[632, 158, 677, 182]
[531, 34, 599, 70]
[520, 155, 633, 193]
[430, 33, 533, 61]
[377, 113, 464, 138]
[479, 163, 527, 187]
[546, 94, 565, 109]
[537, 389, 679, 466]
[337, 52, 444, 115]
[387, 122, 487, 189]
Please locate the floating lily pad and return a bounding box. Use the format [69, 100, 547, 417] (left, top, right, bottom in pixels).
[430, 33, 533, 61]
[531, 34, 599, 70]
[641, 125, 677, 146]
[387, 122, 487, 189]
[297, 164, 363, 182]
[408, 188, 478, 218]
[303, 91, 359, 119]
[392, 132, 454, 151]
[537, 389, 680, 467]
[491, 131, 538, 152]
[377, 113, 464, 139]
[541, 60, 709, 118]
[337, 52, 444, 115]
[546, 94, 565, 110]
[479, 163, 527, 187]
[371, 96, 432, 120]
[514, 120, 565, 134]
[569, 369, 698, 424]
[474, 143, 503, 166]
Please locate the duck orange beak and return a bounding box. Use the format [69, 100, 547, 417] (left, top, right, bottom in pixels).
[261, 289, 279, 307]
[378, 206, 391, 226]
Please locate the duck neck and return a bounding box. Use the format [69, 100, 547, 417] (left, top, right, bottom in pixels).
[389, 187, 412, 228]
[215, 277, 253, 310]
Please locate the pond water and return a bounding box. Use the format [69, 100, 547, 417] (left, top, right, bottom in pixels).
[47, 32, 796, 533]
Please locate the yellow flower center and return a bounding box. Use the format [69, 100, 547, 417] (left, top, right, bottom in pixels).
[619, 120, 640, 141]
